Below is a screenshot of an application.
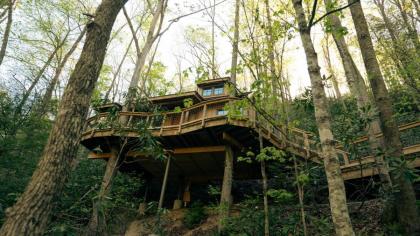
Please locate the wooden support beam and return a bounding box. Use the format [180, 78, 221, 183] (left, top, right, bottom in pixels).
[158, 156, 171, 209]
[88, 152, 112, 159]
[126, 146, 226, 158]
[222, 132, 243, 150]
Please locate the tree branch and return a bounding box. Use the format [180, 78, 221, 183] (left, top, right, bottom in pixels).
[309, 0, 360, 28]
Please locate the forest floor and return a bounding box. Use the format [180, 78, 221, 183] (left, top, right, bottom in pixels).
[123, 199, 383, 236]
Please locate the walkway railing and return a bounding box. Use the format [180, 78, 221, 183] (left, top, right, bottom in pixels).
[84, 98, 420, 177]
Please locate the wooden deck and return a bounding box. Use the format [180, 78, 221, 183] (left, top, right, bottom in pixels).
[81, 97, 420, 181]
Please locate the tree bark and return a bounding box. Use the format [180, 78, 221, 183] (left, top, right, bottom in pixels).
[0, 1, 127, 235]
[292, 1, 355, 235]
[218, 145, 233, 230]
[229, 0, 240, 86]
[35, 27, 87, 117]
[348, 1, 420, 234]
[258, 129, 270, 236]
[0, 0, 13, 66]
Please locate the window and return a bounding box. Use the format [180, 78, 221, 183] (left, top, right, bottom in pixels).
[214, 86, 224, 95]
[217, 109, 228, 116]
[203, 88, 212, 96]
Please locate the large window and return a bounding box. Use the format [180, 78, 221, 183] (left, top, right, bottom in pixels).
[214, 86, 224, 95]
[202, 86, 224, 96]
[217, 109, 228, 116]
[203, 88, 212, 96]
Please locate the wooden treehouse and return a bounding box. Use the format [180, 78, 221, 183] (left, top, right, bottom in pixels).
[81, 77, 420, 208]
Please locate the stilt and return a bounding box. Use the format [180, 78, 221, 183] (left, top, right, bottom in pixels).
[158, 155, 171, 209]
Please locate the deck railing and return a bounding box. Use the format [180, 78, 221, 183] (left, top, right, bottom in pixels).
[85, 98, 420, 170]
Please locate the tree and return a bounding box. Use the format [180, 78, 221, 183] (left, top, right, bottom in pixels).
[348, 0, 420, 233]
[322, 0, 392, 188]
[291, 0, 355, 235]
[0, 0, 15, 66]
[0, 0, 127, 234]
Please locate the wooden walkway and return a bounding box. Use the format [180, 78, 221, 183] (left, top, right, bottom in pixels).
[82, 97, 420, 181]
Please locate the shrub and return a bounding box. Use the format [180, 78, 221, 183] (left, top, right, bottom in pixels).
[184, 202, 207, 229]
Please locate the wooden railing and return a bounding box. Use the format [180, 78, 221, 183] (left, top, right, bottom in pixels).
[84, 98, 420, 174]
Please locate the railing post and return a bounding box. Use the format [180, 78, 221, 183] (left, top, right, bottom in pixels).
[303, 133, 310, 158]
[178, 111, 184, 133]
[160, 114, 166, 136]
[202, 104, 207, 127]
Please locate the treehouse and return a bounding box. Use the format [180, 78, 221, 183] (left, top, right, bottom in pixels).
[80, 77, 420, 208]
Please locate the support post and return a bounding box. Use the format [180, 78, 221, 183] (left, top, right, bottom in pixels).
[158, 155, 171, 209]
[219, 145, 234, 230]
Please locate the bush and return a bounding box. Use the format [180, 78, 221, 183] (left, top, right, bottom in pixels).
[184, 202, 207, 229]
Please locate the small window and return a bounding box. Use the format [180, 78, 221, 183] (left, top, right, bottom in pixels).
[217, 109, 228, 116]
[214, 86, 224, 95]
[203, 88, 212, 96]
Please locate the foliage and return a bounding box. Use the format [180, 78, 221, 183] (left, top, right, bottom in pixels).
[184, 202, 207, 229]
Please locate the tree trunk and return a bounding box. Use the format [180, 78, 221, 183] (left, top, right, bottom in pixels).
[127, 0, 167, 93]
[229, 0, 240, 86]
[293, 155, 308, 236]
[292, 1, 355, 235]
[348, 1, 420, 234]
[0, 1, 127, 235]
[258, 129, 269, 236]
[35, 27, 87, 117]
[264, 0, 281, 110]
[87, 145, 121, 235]
[322, 37, 341, 99]
[218, 145, 233, 232]
[324, 0, 392, 187]
[0, 0, 13, 66]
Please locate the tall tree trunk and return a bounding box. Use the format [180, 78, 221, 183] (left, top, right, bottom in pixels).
[322, 37, 341, 99]
[258, 129, 270, 236]
[0, 1, 127, 235]
[348, 1, 420, 234]
[323, 0, 392, 187]
[292, 1, 355, 235]
[35, 27, 87, 117]
[0, 0, 13, 66]
[264, 0, 281, 110]
[229, 0, 240, 86]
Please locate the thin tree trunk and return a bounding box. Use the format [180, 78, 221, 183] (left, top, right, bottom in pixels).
[87, 145, 121, 235]
[0, 1, 127, 234]
[258, 129, 269, 236]
[374, 0, 419, 93]
[293, 155, 308, 236]
[292, 1, 355, 235]
[127, 0, 167, 94]
[348, 1, 420, 234]
[394, 0, 420, 54]
[264, 0, 282, 110]
[322, 38, 341, 99]
[0, 0, 13, 66]
[230, 0, 240, 86]
[211, 0, 216, 79]
[35, 27, 87, 117]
